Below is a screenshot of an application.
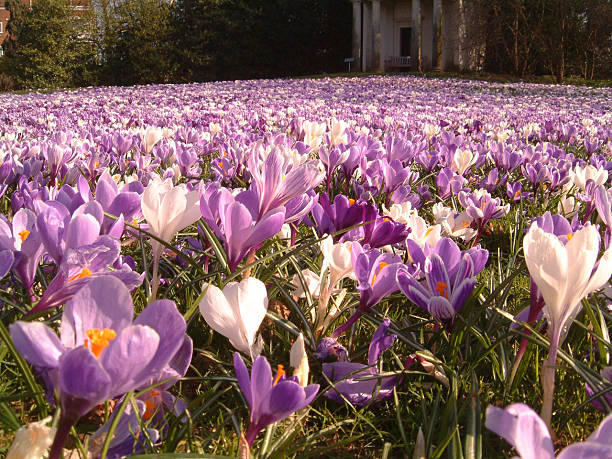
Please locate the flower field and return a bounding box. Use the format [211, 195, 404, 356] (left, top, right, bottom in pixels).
[1, 75, 612, 458]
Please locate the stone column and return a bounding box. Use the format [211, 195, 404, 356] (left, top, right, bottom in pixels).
[351, 1, 363, 71]
[441, 0, 458, 71]
[411, 0, 421, 71]
[372, 0, 382, 71]
[420, 0, 433, 70]
[433, 0, 442, 69]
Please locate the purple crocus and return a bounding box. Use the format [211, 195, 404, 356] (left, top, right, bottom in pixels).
[332, 242, 402, 338]
[486, 403, 612, 458]
[322, 318, 398, 406]
[233, 352, 319, 447]
[397, 239, 485, 321]
[10, 276, 187, 459]
[586, 367, 612, 413]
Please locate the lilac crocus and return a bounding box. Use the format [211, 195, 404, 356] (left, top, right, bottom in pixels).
[28, 235, 142, 315]
[247, 147, 323, 219]
[233, 352, 319, 447]
[89, 336, 192, 458]
[200, 185, 285, 272]
[322, 318, 398, 406]
[486, 403, 612, 459]
[10, 276, 187, 459]
[457, 188, 510, 232]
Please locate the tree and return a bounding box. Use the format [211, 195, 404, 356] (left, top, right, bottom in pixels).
[4, 0, 97, 89]
[98, 0, 176, 85]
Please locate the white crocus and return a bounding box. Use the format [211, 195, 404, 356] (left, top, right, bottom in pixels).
[302, 120, 327, 151]
[569, 164, 608, 191]
[383, 201, 418, 226]
[7, 417, 55, 459]
[320, 236, 354, 286]
[199, 277, 269, 356]
[558, 195, 580, 218]
[523, 223, 612, 430]
[329, 118, 349, 146]
[406, 215, 442, 250]
[290, 333, 309, 387]
[432, 203, 477, 242]
[292, 269, 322, 299]
[452, 148, 479, 175]
[141, 175, 201, 300]
[141, 126, 164, 155]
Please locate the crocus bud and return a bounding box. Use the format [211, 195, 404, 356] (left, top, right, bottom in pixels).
[290, 333, 309, 387]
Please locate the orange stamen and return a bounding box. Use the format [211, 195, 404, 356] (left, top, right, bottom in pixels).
[348, 198, 356, 206]
[143, 390, 161, 420]
[435, 281, 448, 299]
[371, 262, 388, 286]
[273, 365, 286, 386]
[425, 227, 434, 238]
[68, 267, 92, 282]
[18, 229, 31, 243]
[513, 190, 521, 199]
[83, 328, 116, 357]
[567, 233, 573, 241]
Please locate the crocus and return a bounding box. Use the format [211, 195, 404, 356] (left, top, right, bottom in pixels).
[331, 243, 402, 338]
[523, 222, 612, 429]
[199, 277, 268, 356]
[486, 403, 612, 459]
[322, 318, 398, 406]
[141, 175, 200, 299]
[6, 417, 55, 459]
[585, 367, 612, 413]
[233, 352, 319, 447]
[10, 276, 187, 459]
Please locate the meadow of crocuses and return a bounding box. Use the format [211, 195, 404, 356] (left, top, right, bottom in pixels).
[1, 75, 612, 458]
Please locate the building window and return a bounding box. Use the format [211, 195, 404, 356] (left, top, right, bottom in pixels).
[0, 45, 3, 57]
[0, 22, 3, 34]
[400, 27, 411, 57]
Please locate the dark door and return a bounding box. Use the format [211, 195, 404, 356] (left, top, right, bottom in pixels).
[400, 27, 411, 57]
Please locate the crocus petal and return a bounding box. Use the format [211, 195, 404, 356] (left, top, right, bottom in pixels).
[60, 276, 133, 349]
[233, 352, 253, 409]
[485, 404, 555, 459]
[0, 250, 13, 278]
[133, 299, 187, 381]
[10, 321, 65, 368]
[428, 296, 456, 321]
[199, 283, 250, 353]
[59, 347, 111, 405]
[368, 318, 396, 366]
[250, 355, 273, 417]
[223, 278, 268, 353]
[523, 226, 568, 327]
[563, 225, 600, 310]
[100, 324, 160, 396]
[64, 214, 101, 251]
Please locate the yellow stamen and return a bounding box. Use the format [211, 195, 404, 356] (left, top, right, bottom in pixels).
[83, 328, 116, 357]
[435, 281, 449, 299]
[371, 262, 388, 286]
[273, 365, 286, 386]
[567, 233, 573, 241]
[68, 267, 92, 282]
[425, 227, 434, 238]
[18, 229, 31, 243]
[348, 198, 356, 206]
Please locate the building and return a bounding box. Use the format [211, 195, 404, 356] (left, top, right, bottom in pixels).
[351, 0, 478, 72]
